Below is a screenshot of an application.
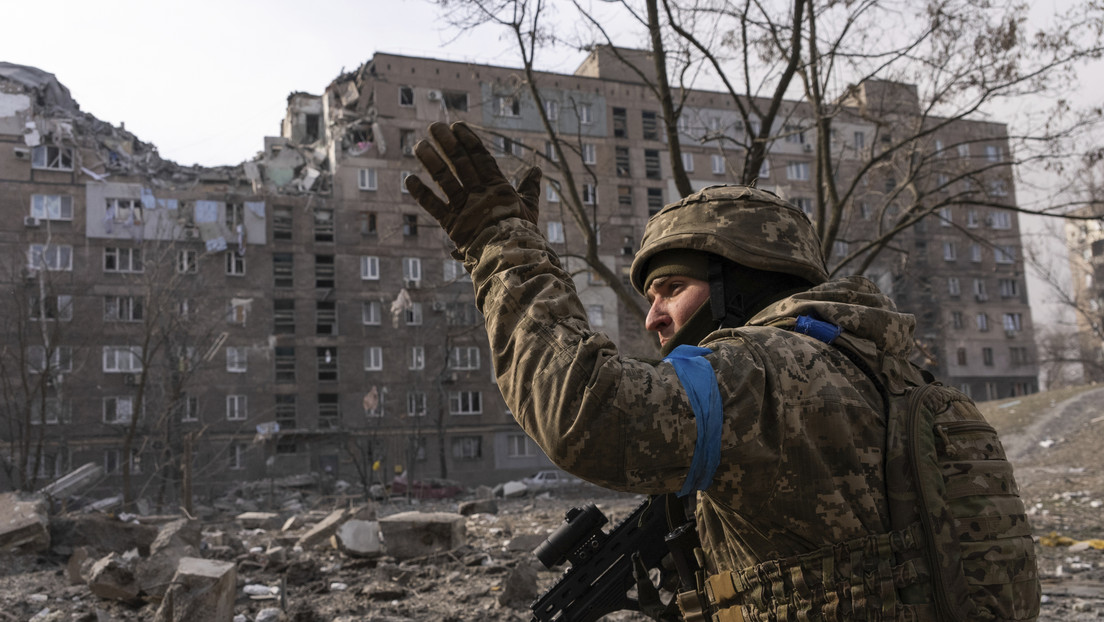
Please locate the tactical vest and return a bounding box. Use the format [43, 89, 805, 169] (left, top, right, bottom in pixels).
[687, 320, 1040, 622]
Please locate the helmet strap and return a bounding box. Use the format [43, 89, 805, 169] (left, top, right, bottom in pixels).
[708, 257, 815, 329]
[708, 258, 746, 329]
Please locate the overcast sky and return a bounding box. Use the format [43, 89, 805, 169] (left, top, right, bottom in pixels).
[0, 0, 609, 167]
[3, 0, 1097, 332]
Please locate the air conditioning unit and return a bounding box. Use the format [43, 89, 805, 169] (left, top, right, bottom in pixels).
[1005, 329, 1017, 338]
[803, 143, 814, 152]
[24, 216, 40, 228]
[431, 301, 446, 312]
[427, 89, 442, 102]
[183, 227, 199, 239]
[13, 147, 30, 159]
[404, 279, 420, 289]
[124, 373, 138, 386]
[22, 267, 38, 282]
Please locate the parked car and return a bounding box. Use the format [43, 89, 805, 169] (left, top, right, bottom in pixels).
[522, 470, 582, 490]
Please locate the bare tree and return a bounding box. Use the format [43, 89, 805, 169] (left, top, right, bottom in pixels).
[0, 246, 87, 492]
[107, 231, 225, 510]
[438, 0, 1104, 281]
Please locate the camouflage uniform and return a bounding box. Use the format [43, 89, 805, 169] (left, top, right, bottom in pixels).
[463, 209, 909, 604]
[407, 124, 1036, 620]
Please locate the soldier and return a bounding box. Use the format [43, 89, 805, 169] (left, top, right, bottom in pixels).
[405, 122, 1038, 620]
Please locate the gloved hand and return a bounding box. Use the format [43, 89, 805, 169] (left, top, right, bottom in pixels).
[405, 122, 542, 256]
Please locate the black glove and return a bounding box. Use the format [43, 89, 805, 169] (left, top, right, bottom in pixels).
[404, 122, 542, 256]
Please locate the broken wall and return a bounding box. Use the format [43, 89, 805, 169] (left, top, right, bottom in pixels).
[84, 182, 267, 248]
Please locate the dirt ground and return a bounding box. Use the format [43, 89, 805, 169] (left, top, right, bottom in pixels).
[1, 385, 1102, 621]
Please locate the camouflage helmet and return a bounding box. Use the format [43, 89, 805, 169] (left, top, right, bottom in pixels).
[630, 185, 829, 295]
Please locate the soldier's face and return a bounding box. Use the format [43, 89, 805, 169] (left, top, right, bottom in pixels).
[644, 276, 711, 349]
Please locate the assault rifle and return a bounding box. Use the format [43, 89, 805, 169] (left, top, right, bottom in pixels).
[530, 494, 698, 622]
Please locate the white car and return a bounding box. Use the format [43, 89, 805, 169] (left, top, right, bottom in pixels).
[523, 470, 582, 490]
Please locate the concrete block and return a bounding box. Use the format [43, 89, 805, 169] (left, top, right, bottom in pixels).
[37, 462, 104, 500]
[50, 513, 158, 557]
[335, 519, 381, 558]
[378, 511, 466, 560]
[87, 553, 140, 602]
[497, 561, 539, 608]
[140, 519, 202, 600]
[236, 512, 281, 530]
[0, 492, 49, 553]
[150, 519, 201, 556]
[507, 533, 547, 553]
[154, 557, 236, 622]
[501, 481, 527, 498]
[66, 546, 90, 585]
[458, 499, 498, 516]
[295, 508, 349, 549]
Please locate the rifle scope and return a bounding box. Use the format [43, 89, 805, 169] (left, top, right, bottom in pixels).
[533, 503, 609, 569]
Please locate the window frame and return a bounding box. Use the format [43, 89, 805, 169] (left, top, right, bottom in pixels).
[226, 346, 248, 373]
[227, 395, 248, 420]
[30, 194, 74, 221]
[449, 391, 483, 415]
[32, 145, 74, 171]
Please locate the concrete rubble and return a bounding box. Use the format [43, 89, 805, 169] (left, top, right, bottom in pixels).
[0, 474, 645, 620]
[0, 492, 50, 553]
[0, 477, 1100, 620]
[153, 557, 236, 622]
[0, 62, 332, 209]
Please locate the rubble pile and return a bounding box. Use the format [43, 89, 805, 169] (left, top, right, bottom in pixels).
[0, 473, 642, 622]
[1, 62, 329, 193]
[0, 386, 1102, 621]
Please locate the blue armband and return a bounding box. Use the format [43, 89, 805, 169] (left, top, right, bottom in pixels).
[663, 344, 723, 497]
[795, 315, 842, 344]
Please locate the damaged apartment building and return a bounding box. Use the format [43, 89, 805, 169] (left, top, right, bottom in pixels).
[0, 49, 1039, 500]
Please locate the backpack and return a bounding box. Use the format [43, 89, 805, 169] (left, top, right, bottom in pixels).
[883, 380, 1040, 620]
[682, 316, 1041, 621]
[817, 313, 1040, 620]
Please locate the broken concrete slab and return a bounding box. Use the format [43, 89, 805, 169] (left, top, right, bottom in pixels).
[458, 499, 498, 516]
[507, 532, 547, 553]
[84, 495, 123, 513]
[335, 519, 381, 558]
[378, 511, 466, 560]
[37, 462, 104, 501]
[149, 518, 201, 556]
[87, 553, 140, 602]
[236, 512, 282, 530]
[153, 557, 236, 622]
[66, 546, 90, 585]
[49, 513, 158, 557]
[499, 481, 528, 498]
[140, 519, 202, 600]
[0, 492, 49, 553]
[295, 508, 349, 550]
[497, 561, 539, 608]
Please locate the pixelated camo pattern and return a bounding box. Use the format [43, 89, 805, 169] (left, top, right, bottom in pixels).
[629, 185, 830, 294]
[463, 217, 1035, 621]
